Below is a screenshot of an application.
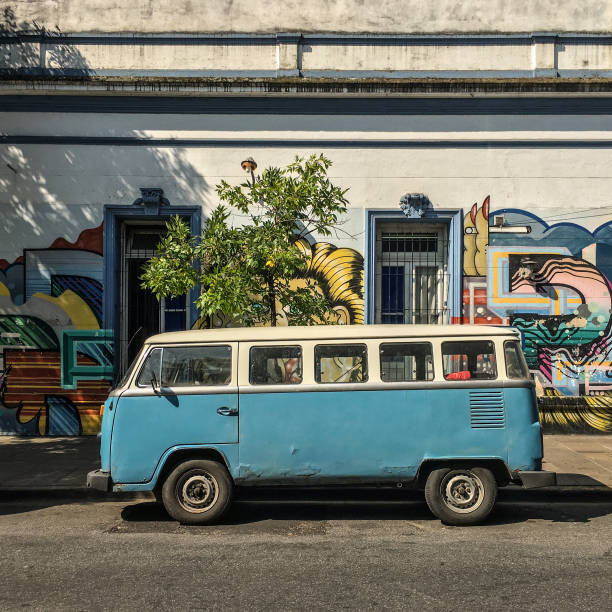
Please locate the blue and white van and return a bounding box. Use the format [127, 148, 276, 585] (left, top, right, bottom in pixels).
[87, 324, 555, 525]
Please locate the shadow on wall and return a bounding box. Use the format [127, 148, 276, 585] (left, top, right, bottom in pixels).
[0, 6, 90, 77]
[0, 8, 212, 437]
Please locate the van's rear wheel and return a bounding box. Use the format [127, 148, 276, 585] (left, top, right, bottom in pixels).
[424, 467, 497, 526]
[161, 459, 233, 525]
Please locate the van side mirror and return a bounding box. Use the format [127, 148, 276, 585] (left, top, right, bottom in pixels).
[151, 372, 161, 395]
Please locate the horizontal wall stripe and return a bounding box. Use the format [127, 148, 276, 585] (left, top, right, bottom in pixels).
[301, 70, 543, 79]
[9, 68, 612, 80]
[3, 32, 612, 46]
[2, 69, 565, 80]
[0, 68, 280, 79]
[4, 95, 612, 115]
[0, 34, 279, 45]
[4, 135, 612, 148]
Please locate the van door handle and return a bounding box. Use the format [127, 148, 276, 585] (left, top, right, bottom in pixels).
[217, 407, 238, 416]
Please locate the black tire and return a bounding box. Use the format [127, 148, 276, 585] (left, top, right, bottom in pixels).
[161, 459, 233, 525]
[424, 467, 497, 526]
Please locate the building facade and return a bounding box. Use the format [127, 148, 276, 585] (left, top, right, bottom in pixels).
[2, 1, 612, 434]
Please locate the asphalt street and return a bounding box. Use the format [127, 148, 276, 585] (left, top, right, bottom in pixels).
[0, 488, 610, 611]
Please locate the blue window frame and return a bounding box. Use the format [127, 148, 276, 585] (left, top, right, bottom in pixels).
[365, 209, 462, 325]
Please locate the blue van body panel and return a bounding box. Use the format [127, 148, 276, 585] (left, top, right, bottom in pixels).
[99, 397, 117, 472]
[112, 443, 240, 491]
[504, 386, 542, 472]
[110, 392, 238, 484]
[236, 387, 511, 484]
[104, 384, 542, 488]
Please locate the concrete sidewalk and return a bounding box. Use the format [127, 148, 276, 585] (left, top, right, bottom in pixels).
[543, 435, 612, 488]
[0, 434, 611, 494]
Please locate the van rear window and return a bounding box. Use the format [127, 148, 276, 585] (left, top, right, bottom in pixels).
[249, 346, 303, 385]
[315, 344, 368, 384]
[442, 340, 497, 380]
[504, 341, 530, 379]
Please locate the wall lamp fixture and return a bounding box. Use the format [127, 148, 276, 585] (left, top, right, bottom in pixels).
[241, 157, 258, 186]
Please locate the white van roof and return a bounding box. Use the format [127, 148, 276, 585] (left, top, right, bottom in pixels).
[145, 324, 520, 345]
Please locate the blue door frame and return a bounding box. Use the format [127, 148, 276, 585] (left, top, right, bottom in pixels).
[364, 209, 463, 325]
[103, 204, 201, 381]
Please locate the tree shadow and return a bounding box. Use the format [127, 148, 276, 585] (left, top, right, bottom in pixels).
[0, 6, 90, 77]
[1, 5, 210, 258]
[0, 5, 212, 436]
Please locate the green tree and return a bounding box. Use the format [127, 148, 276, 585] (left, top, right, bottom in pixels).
[141, 154, 349, 327]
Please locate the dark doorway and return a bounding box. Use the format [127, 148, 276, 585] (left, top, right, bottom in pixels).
[121, 224, 166, 368]
[104, 203, 201, 382]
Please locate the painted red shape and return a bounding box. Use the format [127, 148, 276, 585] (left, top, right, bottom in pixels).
[49, 222, 104, 254]
[0, 256, 23, 271]
[482, 195, 490, 219]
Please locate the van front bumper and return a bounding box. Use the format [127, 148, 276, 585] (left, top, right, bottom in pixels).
[516, 470, 557, 489]
[87, 469, 111, 492]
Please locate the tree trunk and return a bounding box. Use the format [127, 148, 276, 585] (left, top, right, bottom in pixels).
[266, 273, 277, 327]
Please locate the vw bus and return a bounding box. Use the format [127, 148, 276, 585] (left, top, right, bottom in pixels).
[87, 324, 555, 525]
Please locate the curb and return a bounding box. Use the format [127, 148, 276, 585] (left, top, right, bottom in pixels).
[1, 485, 610, 503]
[0, 488, 154, 501]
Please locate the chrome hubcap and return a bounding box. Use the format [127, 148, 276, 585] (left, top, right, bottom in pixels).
[176, 470, 219, 514]
[441, 472, 484, 514]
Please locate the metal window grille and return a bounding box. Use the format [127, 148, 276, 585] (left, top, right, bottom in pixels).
[375, 225, 449, 325]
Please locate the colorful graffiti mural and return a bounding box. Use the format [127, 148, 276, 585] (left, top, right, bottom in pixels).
[203, 239, 365, 328]
[0, 223, 113, 436]
[464, 199, 612, 432]
[3, 192, 611, 435]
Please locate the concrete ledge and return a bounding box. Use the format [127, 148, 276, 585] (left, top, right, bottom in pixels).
[0, 488, 154, 501]
[0, 484, 609, 504]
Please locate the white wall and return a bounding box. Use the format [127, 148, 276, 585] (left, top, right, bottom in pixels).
[2, 110, 612, 260]
[3, 1, 612, 34]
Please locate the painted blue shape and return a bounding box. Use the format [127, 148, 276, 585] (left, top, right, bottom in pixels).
[24, 249, 103, 302]
[77, 341, 113, 368]
[381, 266, 405, 323]
[46, 396, 81, 436]
[0, 405, 37, 435]
[164, 295, 187, 332]
[489, 209, 612, 283]
[60, 329, 114, 390]
[0, 263, 25, 305]
[51, 275, 103, 324]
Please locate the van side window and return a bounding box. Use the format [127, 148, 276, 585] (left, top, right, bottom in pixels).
[136, 348, 162, 387]
[380, 342, 434, 382]
[315, 344, 368, 383]
[138, 345, 232, 387]
[249, 346, 303, 385]
[504, 341, 529, 379]
[442, 340, 496, 380]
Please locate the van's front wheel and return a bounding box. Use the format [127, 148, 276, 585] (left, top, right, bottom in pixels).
[161, 459, 233, 525]
[424, 467, 497, 525]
